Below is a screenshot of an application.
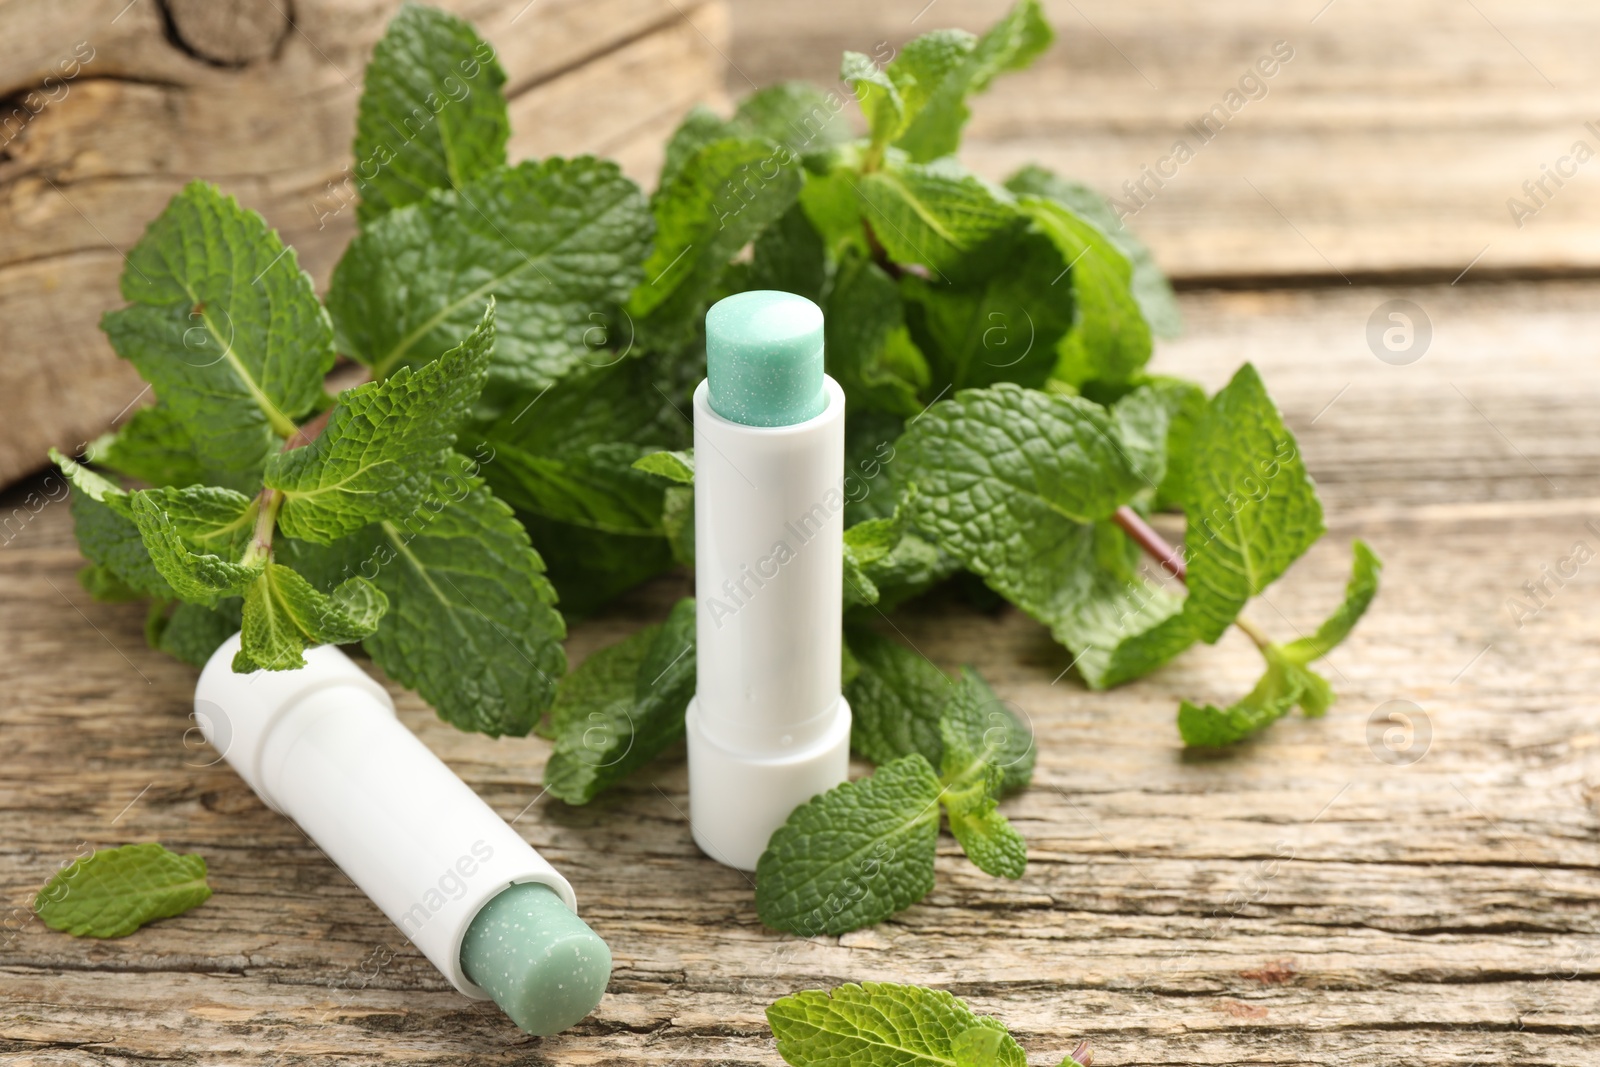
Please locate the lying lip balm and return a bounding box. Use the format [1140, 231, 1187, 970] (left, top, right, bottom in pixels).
[195, 635, 610, 1036]
[687, 290, 852, 871]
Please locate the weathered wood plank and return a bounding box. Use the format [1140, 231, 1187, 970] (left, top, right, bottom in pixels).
[2, 282, 1597, 1063]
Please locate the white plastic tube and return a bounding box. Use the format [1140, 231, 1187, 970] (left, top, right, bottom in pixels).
[687, 375, 852, 871]
[194, 635, 582, 998]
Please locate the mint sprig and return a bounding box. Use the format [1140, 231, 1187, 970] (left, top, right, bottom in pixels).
[34, 843, 211, 939]
[756, 659, 1034, 934]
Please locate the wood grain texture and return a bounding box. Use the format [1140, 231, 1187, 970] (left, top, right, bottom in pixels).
[0, 0, 729, 489]
[2, 282, 1596, 1065]
[724, 0, 1600, 284]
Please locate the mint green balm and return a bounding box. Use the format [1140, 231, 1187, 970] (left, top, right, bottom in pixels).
[706, 290, 826, 427]
[460, 882, 611, 1036]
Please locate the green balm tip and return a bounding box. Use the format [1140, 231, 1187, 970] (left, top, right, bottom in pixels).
[706, 290, 826, 427]
[460, 882, 611, 1036]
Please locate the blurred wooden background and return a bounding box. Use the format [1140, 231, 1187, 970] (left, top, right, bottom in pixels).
[2, 2, 1598, 1066]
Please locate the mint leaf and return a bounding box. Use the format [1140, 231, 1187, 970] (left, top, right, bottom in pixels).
[631, 138, 802, 331]
[893, 0, 1051, 162]
[544, 598, 695, 803]
[140, 485, 257, 558]
[939, 717, 1027, 879]
[632, 449, 695, 484]
[1005, 164, 1181, 338]
[842, 51, 904, 150]
[842, 498, 914, 608]
[755, 755, 941, 935]
[854, 163, 1017, 276]
[1179, 363, 1325, 642]
[285, 471, 566, 735]
[268, 302, 494, 543]
[1281, 540, 1382, 664]
[901, 222, 1074, 390]
[66, 493, 171, 600]
[843, 627, 949, 766]
[329, 157, 650, 391]
[768, 982, 1023, 1067]
[540, 618, 652, 740]
[481, 356, 685, 536]
[953, 1021, 1028, 1067]
[232, 563, 387, 672]
[940, 667, 1035, 792]
[1178, 645, 1332, 747]
[1021, 196, 1151, 387]
[89, 405, 207, 488]
[152, 600, 243, 669]
[129, 492, 262, 604]
[352, 1, 508, 222]
[900, 385, 1185, 688]
[102, 181, 336, 489]
[78, 564, 142, 603]
[1179, 543, 1381, 746]
[34, 843, 210, 938]
[825, 251, 930, 417]
[901, 383, 1143, 576]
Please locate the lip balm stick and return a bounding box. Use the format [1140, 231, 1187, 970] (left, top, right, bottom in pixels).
[687, 290, 852, 871]
[194, 635, 610, 1036]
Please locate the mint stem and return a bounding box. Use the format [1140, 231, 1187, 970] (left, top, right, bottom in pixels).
[1112, 505, 1185, 583]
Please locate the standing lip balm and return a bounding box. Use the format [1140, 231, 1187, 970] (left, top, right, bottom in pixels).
[687, 290, 852, 871]
[195, 636, 610, 1036]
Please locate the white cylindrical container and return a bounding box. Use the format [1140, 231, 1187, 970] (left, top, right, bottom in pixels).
[193, 635, 593, 1007]
[688, 362, 852, 872]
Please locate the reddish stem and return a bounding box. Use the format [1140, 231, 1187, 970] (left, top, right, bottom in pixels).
[1112, 505, 1186, 584]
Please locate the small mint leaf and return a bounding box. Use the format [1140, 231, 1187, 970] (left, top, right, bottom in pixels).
[233, 564, 386, 672]
[1178, 645, 1332, 747]
[842, 51, 904, 149]
[353, 1, 509, 222]
[941, 668, 1034, 792]
[843, 627, 950, 767]
[767, 982, 1021, 1067]
[544, 599, 695, 804]
[940, 716, 1026, 879]
[1020, 195, 1151, 388]
[953, 1020, 1028, 1067]
[755, 755, 941, 935]
[129, 492, 262, 604]
[1280, 540, 1383, 664]
[1181, 363, 1325, 642]
[34, 843, 211, 939]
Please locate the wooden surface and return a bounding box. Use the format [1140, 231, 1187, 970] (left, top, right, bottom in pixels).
[5, 1, 1600, 1063]
[0, 0, 730, 488]
[3, 278, 1599, 1064]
